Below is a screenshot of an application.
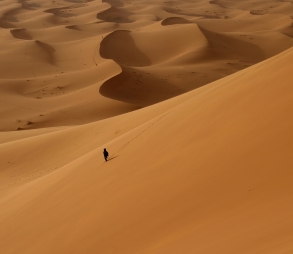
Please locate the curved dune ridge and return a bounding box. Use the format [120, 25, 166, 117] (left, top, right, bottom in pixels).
[1, 0, 293, 130]
[1, 0, 293, 253]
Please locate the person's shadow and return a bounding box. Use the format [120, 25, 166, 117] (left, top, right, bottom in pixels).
[107, 155, 119, 161]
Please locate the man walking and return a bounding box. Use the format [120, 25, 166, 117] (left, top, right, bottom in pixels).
[103, 148, 109, 162]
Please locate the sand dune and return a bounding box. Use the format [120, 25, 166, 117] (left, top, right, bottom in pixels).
[1, 42, 293, 254]
[10, 28, 33, 40]
[1, 0, 293, 129]
[1, 0, 293, 253]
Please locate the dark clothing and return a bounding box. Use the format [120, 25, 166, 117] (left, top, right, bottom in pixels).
[103, 149, 109, 161]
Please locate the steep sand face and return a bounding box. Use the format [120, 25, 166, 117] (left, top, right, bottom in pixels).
[1, 42, 293, 254]
[1, 0, 293, 253]
[0, 0, 138, 131]
[1, 0, 293, 130]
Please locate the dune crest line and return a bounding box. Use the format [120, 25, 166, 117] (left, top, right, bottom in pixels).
[2, 0, 293, 253]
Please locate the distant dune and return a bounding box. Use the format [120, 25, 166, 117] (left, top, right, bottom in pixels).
[1, 0, 293, 253]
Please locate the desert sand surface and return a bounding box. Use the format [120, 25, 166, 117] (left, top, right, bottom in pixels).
[1, 0, 293, 253]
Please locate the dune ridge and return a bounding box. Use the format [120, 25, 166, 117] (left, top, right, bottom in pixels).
[1, 0, 293, 253]
[1, 0, 293, 130]
[1, 43, 293, 254]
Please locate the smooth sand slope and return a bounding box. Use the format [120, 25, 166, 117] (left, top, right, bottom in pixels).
[1, 0, 293, 253]
[1, 0, 293, 130]
[1, 36, 293, 254]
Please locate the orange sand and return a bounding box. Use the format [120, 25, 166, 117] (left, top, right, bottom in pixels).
[1, 0, 293, 253]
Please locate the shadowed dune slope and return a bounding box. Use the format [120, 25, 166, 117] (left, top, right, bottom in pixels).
[1, 0, 293, 129]
[100, 24, 208, 66]
[98, 21, 268, 107]
[1, 44, 293, 254]
[1, 0, 293, 252]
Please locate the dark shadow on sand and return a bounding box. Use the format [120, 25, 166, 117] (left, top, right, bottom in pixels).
[107, 155, 119, 161]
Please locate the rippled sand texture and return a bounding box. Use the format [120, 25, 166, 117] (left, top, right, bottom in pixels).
[1, 0, 293, 130]
[1, 0, 293, 253]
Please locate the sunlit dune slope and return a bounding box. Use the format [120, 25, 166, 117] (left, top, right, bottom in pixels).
[0, 0, 137, 132]
[99, 23, 212, 106]
[97, 0, 293, 107]
[2, 0, 293, 130]
[1, 44, 293, 254]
